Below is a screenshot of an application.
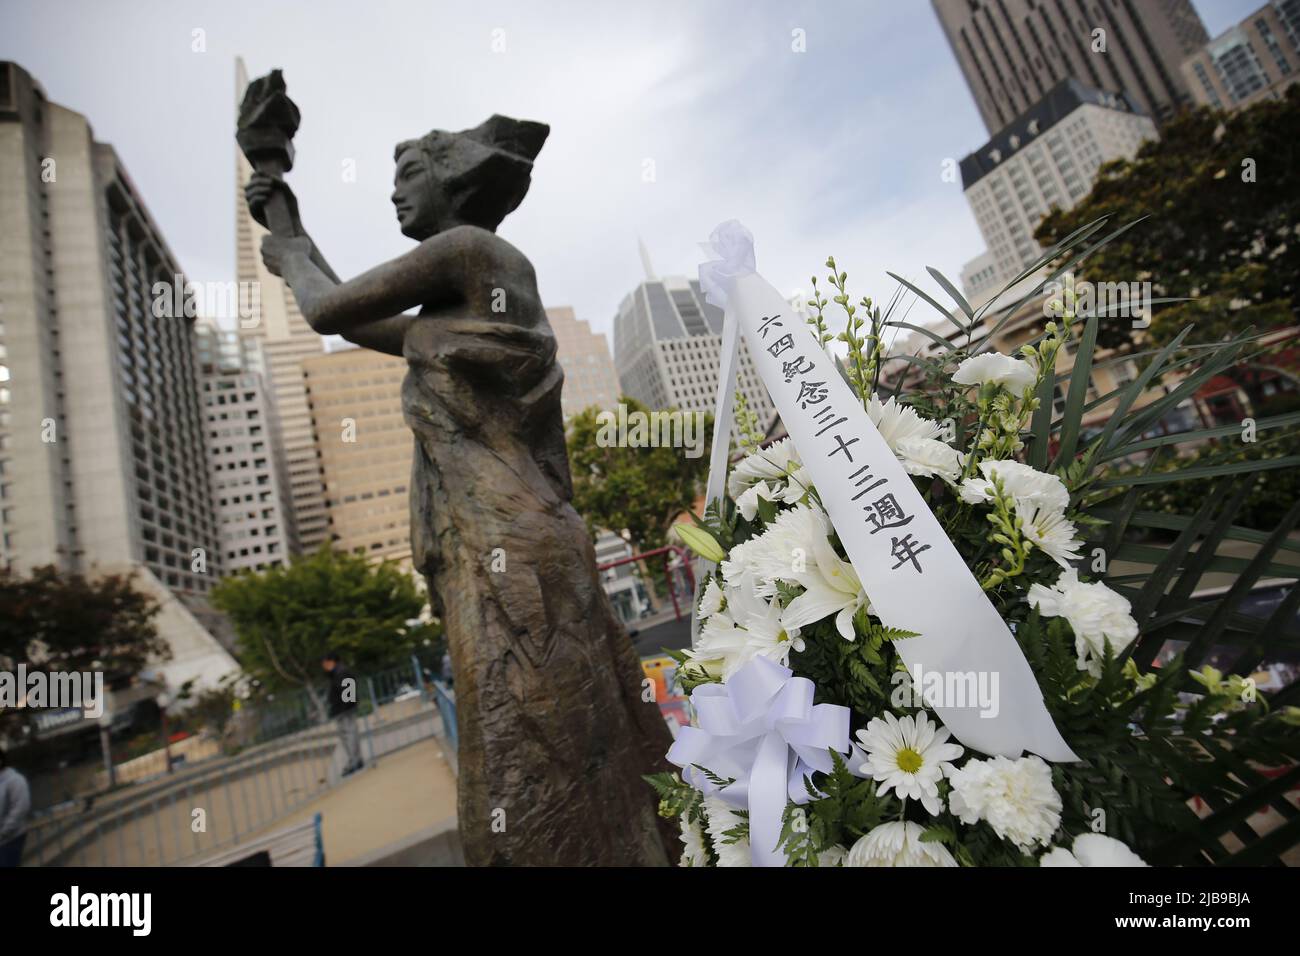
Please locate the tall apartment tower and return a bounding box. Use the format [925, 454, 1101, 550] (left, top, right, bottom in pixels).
[234, 58, 328, 554]
[195, 323, 298, 573]
[0, 61, 221, 594]
[1181, 1, 1300, 111]
[932, 0, 1208, 131]
[302, 347, 413, 569]
[959, 79, 1157, 299]
[546, 305, 622, 419]
[612, 273, 776, 428]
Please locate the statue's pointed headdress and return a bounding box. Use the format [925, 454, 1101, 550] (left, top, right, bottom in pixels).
[397, 115, 549, 230]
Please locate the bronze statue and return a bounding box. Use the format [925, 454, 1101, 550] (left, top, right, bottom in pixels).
[240, 72, 672, 865]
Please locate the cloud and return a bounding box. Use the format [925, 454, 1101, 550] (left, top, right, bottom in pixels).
[1, 0, 991, 342]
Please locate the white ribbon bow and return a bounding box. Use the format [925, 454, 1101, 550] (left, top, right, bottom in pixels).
[698, 219, 757, 310]
[667, 655, 850, 866]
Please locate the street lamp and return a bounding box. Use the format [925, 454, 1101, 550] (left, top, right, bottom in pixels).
[97, 701, 116, 789]
[157, 690, 173, 774]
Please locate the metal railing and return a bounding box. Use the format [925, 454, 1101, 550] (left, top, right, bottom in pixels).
[19, 656, 451, 867]
[432, 680, 457, 752]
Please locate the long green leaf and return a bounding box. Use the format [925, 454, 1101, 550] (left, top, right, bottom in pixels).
[1051, 313, 1098, 469]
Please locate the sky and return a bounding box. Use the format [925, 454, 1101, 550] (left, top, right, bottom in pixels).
[0, 0, 1264, 341]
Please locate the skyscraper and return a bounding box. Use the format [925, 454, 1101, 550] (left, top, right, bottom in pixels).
[1181, 1, 1300, 110]
[302, 346, 413, 569]
[0, 61, 220, 594]
[612, 273, 775, 428]
[959, 79, 1156, 298]
[234, 58, 328, 554]
[195, 323, 298, 573]
[932, 0, 1208, 131]
[547, 305, 622, 419]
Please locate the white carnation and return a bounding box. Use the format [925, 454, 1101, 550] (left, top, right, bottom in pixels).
[1039, 833, 1148, 867]
[846, 821, 958, 867]
[953, 351, 1037, 394]
[1028, 569, 1139, 677]
[947, 755, 1062, 852]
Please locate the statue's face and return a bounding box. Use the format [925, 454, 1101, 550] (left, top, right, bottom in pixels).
[392, 147, 451, 239]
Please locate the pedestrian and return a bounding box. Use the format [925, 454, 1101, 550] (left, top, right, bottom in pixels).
[0, 747, 31, 867]
[440, 649, 453, 687]
[321, 652, 364, 776]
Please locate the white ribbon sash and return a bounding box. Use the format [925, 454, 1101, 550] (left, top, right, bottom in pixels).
[698, 221, 1077, 764]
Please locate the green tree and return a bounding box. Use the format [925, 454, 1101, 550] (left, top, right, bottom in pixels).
[566, 397, 711, 555]
[210, 547, 425, 699]
[1035, 87, 1299, 377]
[0, 564, 166, 676]
[0, 565, 166, 737]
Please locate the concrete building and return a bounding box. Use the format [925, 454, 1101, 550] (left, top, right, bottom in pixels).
[932, 0, 1207, 132]
[1181, 1, 1300, 110]
[593, 530, 651, 625]
[547, 306, 622, 419]
[234, 58, 328, 554]
[0, 61, 236, 695]
[302, 346, 412, 569]
[612, 273, 776, 427]
[196, 323, 298, 573]
[959, 79, 1156, 299]
[0, 61, 221, 594]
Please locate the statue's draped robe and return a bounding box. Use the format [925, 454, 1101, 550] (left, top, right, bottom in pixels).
[403, 315, 671, 865]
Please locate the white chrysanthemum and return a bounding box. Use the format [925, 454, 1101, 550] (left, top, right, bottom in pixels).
[688, 608, 751, 680]
[1017, 501, 1084, 569]
[729, 578, 805, 669]
[854, 711, 964, 816]
[948, 755, 1062, 852]
[953, 351, 1037, 394]
[688, 578, 805, 680]
[896, 437, 965, 484]
[1039, 833, 1148, 867]
[959, 459, 1070, 512]
[721, 503, 830, 598]
[727, 439, 811, 507]
[723, 503, 868, 641]
[846, 821, 958, 867]
[678, 814, 709, 867]
[868, 393, 944, 445]
[817, 844, 848, 867]
[1028, 569, 1139, 677]
[703, 796, 751, 867]
[698, 577, 724, 620]
[867, 394, 964, 482]
[734, 480, 773, 522]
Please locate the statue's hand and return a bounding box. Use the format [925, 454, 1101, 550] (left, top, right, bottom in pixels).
[245, 171, 300, 231]
[260, 234, 313, 278]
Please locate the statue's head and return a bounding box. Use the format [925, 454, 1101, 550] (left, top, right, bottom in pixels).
[392, 115, 549, 239]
